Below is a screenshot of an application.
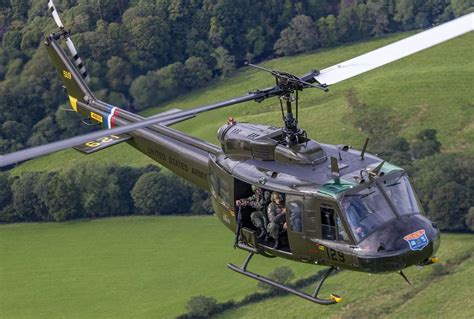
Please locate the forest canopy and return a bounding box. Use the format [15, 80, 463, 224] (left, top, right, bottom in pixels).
[1, 0, 472, 153]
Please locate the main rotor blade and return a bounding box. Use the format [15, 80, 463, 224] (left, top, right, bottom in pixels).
[315, 13, 474, 86]
[0, 92, 261, 168]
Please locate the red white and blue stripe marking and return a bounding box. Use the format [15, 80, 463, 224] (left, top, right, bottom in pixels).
[104, 105, 120, 129]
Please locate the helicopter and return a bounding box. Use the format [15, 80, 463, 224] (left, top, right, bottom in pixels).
[1, 1, 473, 305]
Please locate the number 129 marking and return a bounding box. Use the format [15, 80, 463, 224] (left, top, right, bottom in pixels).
[326, 248, 345, 262]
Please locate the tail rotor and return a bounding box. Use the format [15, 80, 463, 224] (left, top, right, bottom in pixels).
[47, 0, 90, 83]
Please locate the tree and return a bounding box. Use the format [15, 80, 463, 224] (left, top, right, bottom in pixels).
[129, 73, 160, 110]
[274, 15, 319, 56]
[428, 182, 467, 230]
[190, 187, 212, 215]
[466, 206, 474, 231]
[317, 15, 338, 47]
[109, 165, 155, 215]
[107, 56, 133, 92]
[9, 0, 29, 20]
[68, 164, 121, 218]
[29, 170, 84, 222]
[413, 154, 474, 231]
[155, 62, 186, 101]
[367, 0, 392, 36]
[27, 116, 59, 146]
[337, 1, 361, 41]
[0, 120, 29, 151]
[411, 129, 442, 160]
[379, 137, 413, 169]
[394, 0, 416, 29]
[124, 15, 171, 70]
[466, 207, 474, 232]
[245, 26, 266, 58]
[0, 172, 14, 222]
[212, 47, 235, 78]
[11, 172, 47, 221]
[185, 295, 218, 318]
[184, 56, 212, 89]
[131, 171, 192, 215]
[451, 0, 474, 16]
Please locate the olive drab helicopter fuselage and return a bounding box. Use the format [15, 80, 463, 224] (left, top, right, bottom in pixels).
[2, 1, 472, 305]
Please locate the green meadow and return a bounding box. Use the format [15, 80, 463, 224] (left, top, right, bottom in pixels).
[1, 216, 473, 318]
[11, 31, 474, 174]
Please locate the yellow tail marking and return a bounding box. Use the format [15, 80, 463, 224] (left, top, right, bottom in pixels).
[68, 96, 78, 112]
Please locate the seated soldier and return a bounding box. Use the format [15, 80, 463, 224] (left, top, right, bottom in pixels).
[235, 185, 270, 238]
[267, 192, 287, 249]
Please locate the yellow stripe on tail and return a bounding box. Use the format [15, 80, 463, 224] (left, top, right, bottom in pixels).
[68, 96, 78, 112]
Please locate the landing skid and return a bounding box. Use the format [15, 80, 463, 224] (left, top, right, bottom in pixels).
[228, 252, 342, 305]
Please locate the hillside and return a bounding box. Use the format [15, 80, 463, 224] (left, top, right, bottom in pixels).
[10, 31, 474, 174]
[0, 216, 473, 318]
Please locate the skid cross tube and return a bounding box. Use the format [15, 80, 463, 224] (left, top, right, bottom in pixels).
[228, 252, 339, 305]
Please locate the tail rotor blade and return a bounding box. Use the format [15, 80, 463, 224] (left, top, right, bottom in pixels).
[48, 0, 64, 29]
[48, 0, 90, 83]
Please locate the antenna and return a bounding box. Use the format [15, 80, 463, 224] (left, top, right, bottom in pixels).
[360, 137, 369, 160]
[330, 157, 341, 184]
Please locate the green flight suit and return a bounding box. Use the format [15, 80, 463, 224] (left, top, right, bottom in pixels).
[267, 202, 286, 240]
[246, 191, 270, 229]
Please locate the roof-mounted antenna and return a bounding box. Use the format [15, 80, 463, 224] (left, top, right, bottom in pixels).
[360, 137, 369, 160]
[330, 157, 341, 184]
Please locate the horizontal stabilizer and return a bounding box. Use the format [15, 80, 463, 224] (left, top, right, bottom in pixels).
[73, 134, 132, 154]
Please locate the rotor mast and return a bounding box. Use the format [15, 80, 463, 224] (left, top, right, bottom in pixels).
[246, 62, 327, 146]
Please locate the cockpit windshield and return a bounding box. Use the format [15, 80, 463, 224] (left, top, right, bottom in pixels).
[341, 185, 396, 242]
[381, 174, 421, 216]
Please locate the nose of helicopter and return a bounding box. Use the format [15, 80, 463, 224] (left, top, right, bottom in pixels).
[356, 214, 441, 273]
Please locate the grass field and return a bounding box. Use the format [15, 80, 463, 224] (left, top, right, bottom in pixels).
[10, 31, 474, 174]
[1, 216, 473, 318]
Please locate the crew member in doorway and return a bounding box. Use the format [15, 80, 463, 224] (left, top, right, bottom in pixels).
[236, 185, 271, 238]
[267, 192, 286, 249]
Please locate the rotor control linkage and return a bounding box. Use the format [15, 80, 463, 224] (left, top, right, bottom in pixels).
[245, 62, 328, 92]
[228, 252, 342, 305]
[245, 63, 328, 146]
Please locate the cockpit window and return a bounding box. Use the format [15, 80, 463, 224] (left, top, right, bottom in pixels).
[342, 186, 396, 242]
[382, 174, 421, 215]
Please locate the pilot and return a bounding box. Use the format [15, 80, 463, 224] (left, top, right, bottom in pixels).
[342, 199, 366, 239]
[267, 192, 287, 249]
[236, 185, 271, 238]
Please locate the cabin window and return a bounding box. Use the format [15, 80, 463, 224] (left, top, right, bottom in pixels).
[287, 201, 303, 233]
[321, 205, 336, 240]
[321, 205, 348, 242]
